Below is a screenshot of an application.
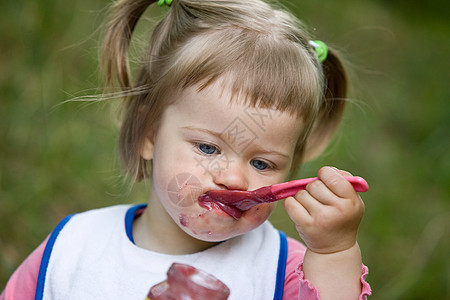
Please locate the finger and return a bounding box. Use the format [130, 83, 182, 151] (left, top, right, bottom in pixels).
[333, 167, 352, 177]
[305, 179, 339, 206]
[294, 189, 326, 216]
[318, 166, 357, 198]
[284, 196, 313, 225]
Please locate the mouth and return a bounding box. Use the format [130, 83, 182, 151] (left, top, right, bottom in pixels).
[198, 195, 243, 220]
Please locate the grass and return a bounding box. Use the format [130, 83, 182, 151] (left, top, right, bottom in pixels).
[1, 0, 449, 298]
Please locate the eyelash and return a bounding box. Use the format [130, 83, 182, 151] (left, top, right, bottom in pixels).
[250, 159, 274, 171]
[194, 142, 221, 156]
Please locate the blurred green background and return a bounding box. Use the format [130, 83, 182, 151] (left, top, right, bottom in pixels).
[1, 0, 449, 298]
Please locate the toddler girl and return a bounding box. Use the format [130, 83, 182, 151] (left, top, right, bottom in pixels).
[1, 0, 371, 299]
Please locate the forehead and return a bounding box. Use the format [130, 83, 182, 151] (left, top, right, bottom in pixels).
[169, 82, 303, 149]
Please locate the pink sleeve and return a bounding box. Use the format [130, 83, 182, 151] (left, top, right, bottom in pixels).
[0, 237, 48, 300]
[283, 237, 372, 300]
[283, 237, 307, 299]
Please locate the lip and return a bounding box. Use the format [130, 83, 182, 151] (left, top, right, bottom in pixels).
[198, 197, 244, 219]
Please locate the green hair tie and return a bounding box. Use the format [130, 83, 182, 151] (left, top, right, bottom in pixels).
[309, 40, 328, 63]
[158, 0, 172, 6]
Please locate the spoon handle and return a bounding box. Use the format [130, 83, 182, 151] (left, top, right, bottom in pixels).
[270, 176, 369, 200]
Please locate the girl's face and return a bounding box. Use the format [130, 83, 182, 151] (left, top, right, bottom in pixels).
[142, 81, 303, 243]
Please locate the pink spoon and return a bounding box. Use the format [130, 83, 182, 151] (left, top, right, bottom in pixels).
[199, 176, 368, 219]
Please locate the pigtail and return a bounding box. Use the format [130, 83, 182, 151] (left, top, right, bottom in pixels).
[303, 47, 348, 161]
[101, 0, 161, 183]
[102, 0, 157, 90]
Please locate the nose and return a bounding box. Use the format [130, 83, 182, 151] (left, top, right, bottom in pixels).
[212, 161, 249, 191]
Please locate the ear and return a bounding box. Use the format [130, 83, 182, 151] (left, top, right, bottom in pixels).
[141, 133, 154, 161]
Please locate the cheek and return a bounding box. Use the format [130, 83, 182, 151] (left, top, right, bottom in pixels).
[152, 144, 194, 189]
[152, 151, 214, 209]
[166, 173, 204, 208]
[152, 140, 204, 180]
[246, 203, 276, 224]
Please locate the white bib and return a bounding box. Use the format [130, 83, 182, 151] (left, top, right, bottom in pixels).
[37, 205, 284, 299]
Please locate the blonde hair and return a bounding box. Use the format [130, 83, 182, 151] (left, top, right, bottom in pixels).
[102, 0, 348, 182]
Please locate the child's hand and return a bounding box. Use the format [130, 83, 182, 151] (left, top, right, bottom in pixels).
[284, 166, 365, 254]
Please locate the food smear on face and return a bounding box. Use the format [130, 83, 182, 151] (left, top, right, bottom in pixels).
[146, 263, 230, 300]
[198, 187, 274, 219]
[179, 214, 188, 227]
[198, 195, 243, 219]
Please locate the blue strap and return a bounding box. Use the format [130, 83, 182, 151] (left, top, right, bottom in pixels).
[35, 214, 75, 300]
[274, 231, 288, 300]
[124, 203, 148, 244]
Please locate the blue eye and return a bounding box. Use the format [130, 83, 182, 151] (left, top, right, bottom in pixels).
[198, 143, 218, 155]
[251, 159, 269, 170]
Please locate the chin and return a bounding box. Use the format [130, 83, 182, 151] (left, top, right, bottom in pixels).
[176, 206, 273, 242]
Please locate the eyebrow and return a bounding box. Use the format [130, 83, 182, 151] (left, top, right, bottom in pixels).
[182, 126, 222, 137]
[182, 126, 291, 160]
[252, 148, 291, 160]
